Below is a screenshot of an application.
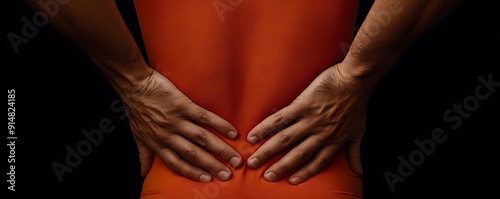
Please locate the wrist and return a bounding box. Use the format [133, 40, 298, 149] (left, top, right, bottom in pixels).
[339, 52, 397, 88]
[332, 60, 392, 97]
[90, 55, 154, 92]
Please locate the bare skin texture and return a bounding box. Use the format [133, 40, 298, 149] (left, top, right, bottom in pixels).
[24, 0, 461, 185]
[247, 0, 462, 184]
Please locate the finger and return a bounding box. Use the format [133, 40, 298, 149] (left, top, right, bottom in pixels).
[262, 135, 324, 182]
[178, 120, 242, 168]
[247, 121, 311, 169]
[346, 138, 363, 176]
[247, 105, 301, 145]
[156, 146, 214, 183]
[132, 133, 155, 177]
[186, 105, 238, 139]
[288, 143, 340, 185]
[166, 135, 234, 181]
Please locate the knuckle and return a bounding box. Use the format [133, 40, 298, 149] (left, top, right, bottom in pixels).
[217, 147, 229, 158]
[273, 111, 288, 130]
[194, 131, 208, 147]
[184, 169, 197, 179]
[303, 167, 315, 178]
[278, 133, 293, 147]
[203, 162, 217, 172]
[263, 125, 275, 137]
[182, 148, 197, 162]
[277, 163, 290, 174]
[295, 147, 312, 161]
[166, 159, 183, 173]
[199, 111, 210, 125]
[261, 148, 273, 160]
[316, 156, 332, 169]
[156, 132, 172, 143]
[160, 133, 176, 146]
[263, 109, 294, 137]
[210, 119, 222, 130]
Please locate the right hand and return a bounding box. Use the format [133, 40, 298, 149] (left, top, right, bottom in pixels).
[117, 68, 242, 182]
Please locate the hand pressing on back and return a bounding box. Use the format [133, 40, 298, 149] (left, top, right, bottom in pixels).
[247, 63, 373, 185]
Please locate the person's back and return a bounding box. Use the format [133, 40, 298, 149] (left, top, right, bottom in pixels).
[21, 0, 462, 198]
[134, 1, 362, 198]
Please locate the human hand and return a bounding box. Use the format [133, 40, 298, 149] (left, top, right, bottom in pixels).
[118, 69, 242, 182]
[246, 63, 372, 185]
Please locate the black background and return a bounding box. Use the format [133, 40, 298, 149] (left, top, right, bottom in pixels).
[3, 0, 499, 199]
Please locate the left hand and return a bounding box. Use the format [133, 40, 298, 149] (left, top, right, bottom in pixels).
[246, 63, 372, 185]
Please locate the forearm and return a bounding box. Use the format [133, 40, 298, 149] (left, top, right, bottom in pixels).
[24, 0, 152, 89]
[343, 0, 461, 82]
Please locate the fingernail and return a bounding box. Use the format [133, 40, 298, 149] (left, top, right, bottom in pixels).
[217, 171, 231, 181]
[230, 157, 241, 168]
[289, 176, 303, 185]
[227, 131, 237, 139]
[264, 172, 277, 182]
[248, 158, 260, 168]
[199, 174, 212, 182]
[248, 136, 258, 144]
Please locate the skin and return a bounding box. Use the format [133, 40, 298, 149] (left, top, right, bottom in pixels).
[247, 0, 462, 184]
[24, 0, 461, 185]
[23, 0, 243, 183]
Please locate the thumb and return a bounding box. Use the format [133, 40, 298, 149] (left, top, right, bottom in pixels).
[346, 138, 363, 176]
[132, 134, 155, 177]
